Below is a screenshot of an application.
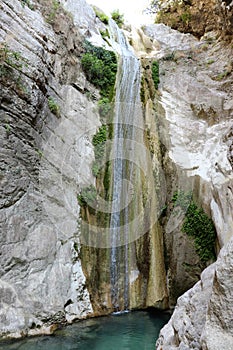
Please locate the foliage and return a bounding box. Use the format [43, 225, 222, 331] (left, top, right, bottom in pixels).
[111, 9, 124, 28]
[182, 198, 216, 263]
[20, 0, 34, 10]
[0, 42, 27, 73]
[151, 61, 160, 89]
[171, 191, 216, 262]
[94, 8, 109, 24]
[81, 41, 117, 98]
[98, 98, 112, 119]
[180, 11, 191, 24]
[162, 51, 176, 61]
[215, 70, 230, 81]
[172, 190, 192, 211]
[92, 125, 108, 177]
[100, 29, 110, 40]
[48, 96, 60, 116]
[0, 42, 28, 93]
[77, 185, 97, 207]
[46, 0, 61, 24]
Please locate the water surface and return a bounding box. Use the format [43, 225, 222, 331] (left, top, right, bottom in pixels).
[1, 310, 169, 350]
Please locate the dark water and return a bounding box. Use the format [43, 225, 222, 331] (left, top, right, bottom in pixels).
[0, 310, 170, 350]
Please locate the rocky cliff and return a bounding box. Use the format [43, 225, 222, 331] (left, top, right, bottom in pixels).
[0, 0, 232, 345]
[154, 0, 233, 40]
[150, 1, 233, 349]
[0, 0, 101, 338]
[0, 0, 169, 339]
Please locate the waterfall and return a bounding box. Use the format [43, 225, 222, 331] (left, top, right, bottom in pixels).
[109, 20, 143, 311]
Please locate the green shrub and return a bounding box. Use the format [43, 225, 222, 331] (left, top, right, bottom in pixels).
[111, 9, 124, 28]
[20, 0, 34, 10]
[180, 11, 191, 24]
[162, 51, 176, 61]
[78, 185, 97, 207]
[0, 42, 27, 73]
[98, 98, 112, 118]
[94, 8, 109, 24]
[182, 200, 216, 262]
[92, 125, 108, 177]
[48, 96, 60, 116]
[172, 190, 192, 211]
[151, 61, 160, 89]
[100, 29, 110, 39]
[81, 41, 117, 98]
[171, 191, 216, 262]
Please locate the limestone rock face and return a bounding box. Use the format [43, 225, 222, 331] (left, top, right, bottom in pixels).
[143, 19, 233, 350]
[156, 237, 233, 350]
[201, 237, 233, 350]
[0, 0, 101, 338]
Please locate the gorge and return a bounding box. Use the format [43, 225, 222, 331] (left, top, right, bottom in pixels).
[0, 0, 233, 349]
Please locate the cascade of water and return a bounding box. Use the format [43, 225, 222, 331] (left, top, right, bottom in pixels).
[109, 20, 143, 311]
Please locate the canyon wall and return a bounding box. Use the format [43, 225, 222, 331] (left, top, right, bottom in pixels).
[151, 1, 233, 348]
[0, 0, 100, 338]
[0, 0, 169, 338]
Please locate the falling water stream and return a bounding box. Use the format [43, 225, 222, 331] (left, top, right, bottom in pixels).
[109, 20, 144, 311]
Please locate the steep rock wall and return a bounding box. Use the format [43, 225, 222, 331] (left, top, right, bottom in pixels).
[0, 0, 102, 338]
[141, 18, 233, 350]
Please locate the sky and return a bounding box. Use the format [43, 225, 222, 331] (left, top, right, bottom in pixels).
[86, 0, 154, 25]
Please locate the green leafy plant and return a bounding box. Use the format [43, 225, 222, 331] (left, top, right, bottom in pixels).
[98, 98, 112, 119]
[172, 190, 192, 211]
[0, 42, 28, 93]
[81, 41, 117, 98]
[171, 191, 216, 262]
[91, 125, 109, 177]
[215, 70, 230, 81]
[100, 29, 110, 40]
[0, 42, 27, 75]
[180, 11, 191, 24]
[20, 0, 34, 10]
[111, 9, 124, 28]
[4, 123, 11, 134]
[151, 61, 160, 89]
[48, 96, 60, 116]
[78, 185, 97, 207]
[94, 8, 109, 24]
[162, 51, 176, 61]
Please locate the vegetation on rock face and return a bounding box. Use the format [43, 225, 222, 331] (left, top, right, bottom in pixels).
[0, 42, 28, 76]
[150, 0, 233, 39]
[46, 0, 61, 24]
[98, 97, 112, 121]
[48, 96, 60, 116]
[93, 7, 109, 25]
[0, 42, 29, 96]
[182, 200, 216, 262]
[92, 125, 108, 177]
[20, 0, 34, 10]
[78, 185, 97, 207]
[111, 9, 124, 28]
[81, 41, 117, 98]
[151, 61, 160, 89]
[172, 191, 217, 263]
